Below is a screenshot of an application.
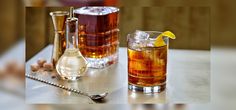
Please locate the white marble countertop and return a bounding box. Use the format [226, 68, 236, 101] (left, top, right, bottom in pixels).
[26, 45, 210, 104]
[0, 40, 26, 110]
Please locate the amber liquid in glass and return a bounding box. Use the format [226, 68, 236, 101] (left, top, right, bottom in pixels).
[76, 11, 119, 59]
[128, 45, 167, 87]
[78, 27, 119, 59]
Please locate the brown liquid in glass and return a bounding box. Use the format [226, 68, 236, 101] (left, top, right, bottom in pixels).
[75, 10, 119, 58]
[128, 45, 167, 87]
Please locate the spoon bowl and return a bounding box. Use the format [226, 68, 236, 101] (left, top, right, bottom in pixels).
[89, 92, 108, 100]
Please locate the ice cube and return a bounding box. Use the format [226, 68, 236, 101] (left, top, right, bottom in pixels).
[146, 41, 155, 47]
[132, 42, 144, 51]
[130, 30, 150, 50]
[134, 30, 150, 40]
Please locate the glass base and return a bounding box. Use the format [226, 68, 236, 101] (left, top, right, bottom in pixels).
[86, 52, 118, 69]
[128, 83, 166, 93]
[60, 75, 81, 81]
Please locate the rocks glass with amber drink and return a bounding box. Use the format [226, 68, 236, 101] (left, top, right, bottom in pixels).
[74, 7, 119, 68]
[127, 31, 169, 93]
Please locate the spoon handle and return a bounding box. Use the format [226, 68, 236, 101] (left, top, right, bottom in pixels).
[25, 74, 89, 96]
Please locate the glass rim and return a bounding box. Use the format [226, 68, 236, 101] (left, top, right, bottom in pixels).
[74, 6, 119, 16]
[127, 31, 168, 41]
[50, 11, 69, 16]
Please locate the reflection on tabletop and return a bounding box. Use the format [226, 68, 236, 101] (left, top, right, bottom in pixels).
[26, 45, 210, 104]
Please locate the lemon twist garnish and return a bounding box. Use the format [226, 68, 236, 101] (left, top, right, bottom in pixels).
[154, 31, 176, 47]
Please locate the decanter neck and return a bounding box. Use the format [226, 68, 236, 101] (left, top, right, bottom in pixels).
[65, 7, 79, 49]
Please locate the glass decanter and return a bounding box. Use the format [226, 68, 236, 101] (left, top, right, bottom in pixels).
[56, 7, 88, 80]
